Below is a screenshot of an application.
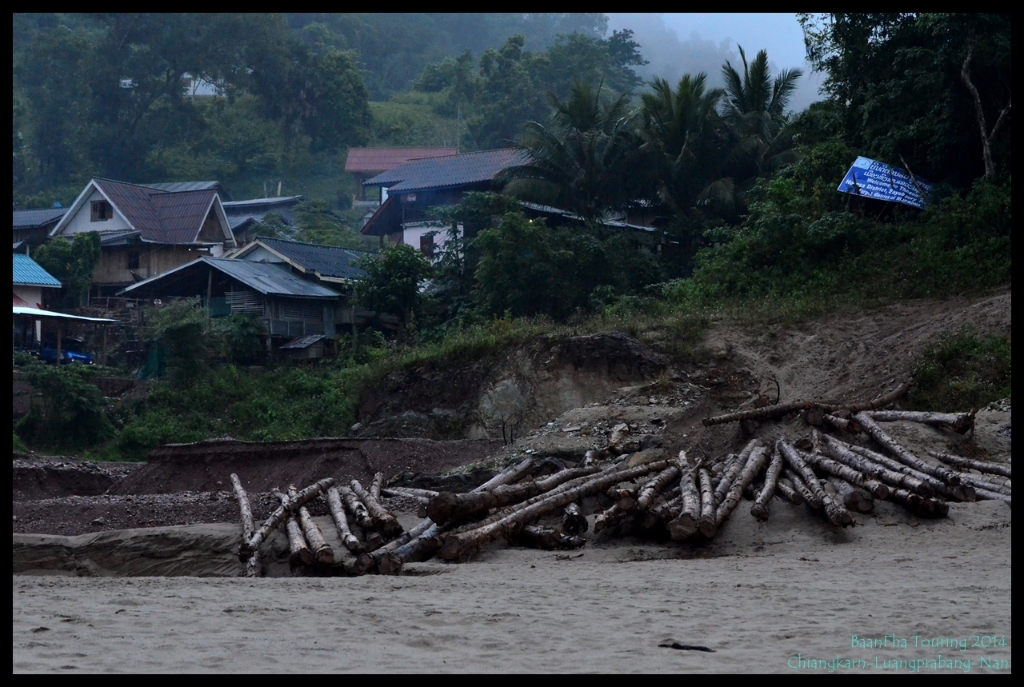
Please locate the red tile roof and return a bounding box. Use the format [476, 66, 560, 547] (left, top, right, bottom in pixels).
[344, 147, 457, 174]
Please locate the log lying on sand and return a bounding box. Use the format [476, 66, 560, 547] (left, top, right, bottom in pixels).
[230, 474, 262, 577]
[562, 502, 588, 536]
[751, 448, 784, 521]
[668, 452, 702, 541]
[381, 486, 439, 502]
[326, 487, 362, 553]
[369, 472, 384, 501]
[803, 435, 889, 498]
[338, 485, 375, 532]
[866, 409, 977, 434]
[822, 413, 860, 433]
[886, 487, 948, 518]
[971, 487, 1011, 505]
[635, 464, 682, 512]
[955, 473, 1011, 496]
[426, 466, 600, 526]
[436, 460, 672, 561]
[717, 446, 768, 527]
[854, 412, 961, 486]
[783, 469, 820, 509]
[290, 485, 333, 565]
[830, 478, 873, 512]
[843, 382, 910, 413]
[715, 440, 763, 504]
[927, 450, 1011, 479]
[239, 478, 334, 562]
[779, 439, 852, 526]
[275, 489, 314, 566]
[698, 468, 719, 537]
[845, 443, 976, 502]
[644, 493, 683, 529]
[352, 480, 404, 540]
[775, 476, 804, 505]
[514, 525, 586, 550]
[702, 401, 814, 427]
[818, 434, 935, 498]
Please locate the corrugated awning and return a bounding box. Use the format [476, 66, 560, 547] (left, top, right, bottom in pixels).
[13, 306, 118, 322]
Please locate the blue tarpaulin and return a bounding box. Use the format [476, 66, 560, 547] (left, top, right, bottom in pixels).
[837, 157, 933, 210]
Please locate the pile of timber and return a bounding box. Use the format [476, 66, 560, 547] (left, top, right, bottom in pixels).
[229, 385, 1009, 577]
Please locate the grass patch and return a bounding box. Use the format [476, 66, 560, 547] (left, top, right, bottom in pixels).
[910, 325, 1011, 411]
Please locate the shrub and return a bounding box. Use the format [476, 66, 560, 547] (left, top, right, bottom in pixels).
[911, 325, 1011, 411]
[15, 360, 113, 450]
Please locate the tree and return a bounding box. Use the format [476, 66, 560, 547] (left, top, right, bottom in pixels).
[355, 244, 432, 332]
[32, 232, 101, 308]
[143, 297, 208, 387]
[292, 200, 370, 248]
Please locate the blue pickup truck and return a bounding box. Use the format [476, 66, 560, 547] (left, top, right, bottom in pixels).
[38, 337, 95, 365]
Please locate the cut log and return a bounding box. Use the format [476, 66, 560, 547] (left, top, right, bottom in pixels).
[844, 443, 975, 502]
[668, 452, 701, 541]
[275, 489, 313, 567]
[804, 406, 825, 426]
[702, 400, 814, 427]
[927, 450, 1011, 479]
[594, 501, 631, 533]
[854, 412, 961, 485]
[972, 487, 1011, 505]
[229, 473, 261, 577]
[775, 476, 803, 505]
[326, 486, 362, 553]
[778, 439, 850, 527]
[562, 502, 588, 536]
[955, 473, 1011, 496]
[436, 460, 673, 561]
[476, 457, 536, 491]
[352, 480, 404, 540]
[240, 478, 334, 562]
[717, 446, 768, 527]
[635, 465, 682, 512]
[782, 469, 819, 509]
[337, 485, 375, 532]
[830, 478, 873, 513]
[822, 413, 859, 433]
[802, 435, 889, 498]
[289, 485, 333, 565]
[380, 486, 439, 502]
[867, 409, 977, 434]
[644, 493, 683, 529]
[514, 525, 586, 550]
[715, 440, 763, 504]
[751, 447, 783, 521]
[698, 468, 718, 537]
[818, 434, 934, 498]
[369, 472, 384, 501]
[843, 382, 910, 412]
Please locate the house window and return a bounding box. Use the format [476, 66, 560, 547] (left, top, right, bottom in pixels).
[91, 200, 112, 222]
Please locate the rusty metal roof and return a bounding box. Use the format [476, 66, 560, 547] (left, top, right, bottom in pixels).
[364, 148, 529, 193]
[345, 147, 457, 174]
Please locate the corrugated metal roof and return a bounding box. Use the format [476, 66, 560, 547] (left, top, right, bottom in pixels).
[13, 254, 62, 287]
[245, 237, 369, 282]
[364, 149, 529, 193]
[222, 196, 303, 211]
[94, 179, 220, 245]
[345, 147, 457, 174]
[142, 181, 230, 200]
[279, 333, 327, 349]
[121, 257, 340, 299]
[13, 208, 67, 229]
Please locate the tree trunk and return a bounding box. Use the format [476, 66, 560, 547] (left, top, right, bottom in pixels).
[927, 450, 1011, 479]
[697, 468, 718, 537]
[717, 446, 768, 527]
[803, 434, 889, 498]
[514, 525, 585, 550]
[954, 473, 1011, 496]
[369, 471, 385, 501]
[702, 400, 813, 427]
[845, 443, 975, 502]
[381, 486, 440, 502]
[240, 477, 334, 562]
[230, 473, 261, 577]
[751, 447, 783, 521]
[275, 489, 313, 567]
[562, 502, 588, 536]
[635, 465, 682, 511]
[775, 476, 803, 505]
[822, 413, 859, 433]
[436, 460, 672, 561]
[818, 434, 934, 498]
[971, 487, 1011, 505]
[352, 480, 404, 540]
[961, 41, 1011, 179]
[338, 485, 375, 532]
[426, 466, 600, 525]
[715, 440, 763, 504]
[326, 486, 362, 553]
[830, 478, 873, 512]
[668, 454, 701, 541]
[290, 485, 333, 565]
[866, 409, 977, 434]
[854, 412, 961, 485]
[782, 469, 820, 509]
[476, 457, 537, 491]
[778, 439, 851, 526]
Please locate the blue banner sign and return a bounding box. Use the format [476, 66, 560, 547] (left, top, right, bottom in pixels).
[837, 156, 933, 209]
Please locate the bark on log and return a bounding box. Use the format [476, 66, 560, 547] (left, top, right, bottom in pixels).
[290, 485, 333, 565]
[352, 480, 404, 540]
[698, 468, 718, 537]
[778, 439, 850, 526]
[972, 487, 1011, 505]
[669, 453, 702, 541]
[337, 485, 375, 532]
[822, 414, 859, 433]
[715, 440, 763, 504]
[831, 478, 873, 513]
[801, 436, 889, 498]
[927, 450, 1011, 479]
[751, 448, 783, 521]
[818, 434, 934, 498]
[436, 460, 673, 561]
[717, 446, 768, 527]
[843, 382, 910, 413]
[775, 477, 803, 505]
[702, 400, 813, 427]
[644, 493, 683, 529]
[782, 469, 820, 509]
[380, 486, 439, 502]
[804, 406, 825, 426]
[854, 412, 961, 486]
[562, 502, 588, 536]
[845, 443, 975, 502]
[514, 525, 586, 550]
[635, 465, 682, 512]
[230, 473, 261, 577]
[477, 458, 536, 491]
[955, 473, 1011, 496]
[369, 472, 384, 501]
[241, 478, 334, 562]
[867, 409, 977, 434]
[426, 466, 601, 526]
[275, 489, 313, 566]
[326, 487, 362, 553]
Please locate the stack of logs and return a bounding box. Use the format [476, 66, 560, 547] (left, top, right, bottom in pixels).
[230, 384, 1009, 577]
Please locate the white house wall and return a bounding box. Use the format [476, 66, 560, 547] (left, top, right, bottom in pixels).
[60, 189, 132, 236]
[13, 285, 44, 309]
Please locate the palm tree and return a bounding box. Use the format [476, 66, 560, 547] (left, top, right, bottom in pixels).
[720, 46, 804, 178]
[639, 73, 730, 215]
[501, 80, 646, 222]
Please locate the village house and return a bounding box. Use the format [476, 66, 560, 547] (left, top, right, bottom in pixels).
[49, 178, 237, 298]
[13, 208, 67, 253]
[344, 147, 457, 202]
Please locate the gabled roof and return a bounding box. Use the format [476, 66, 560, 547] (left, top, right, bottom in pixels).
[142, 181, 231, 200]
[119, 257, 341, 299]
[13, 254, 62, 288]
[231, 237, 369, 283]
[52, 178, 234, 246]
[364, 148, 529, 193]
[13, 208, 67, 229]
[345, 147, 457, 174]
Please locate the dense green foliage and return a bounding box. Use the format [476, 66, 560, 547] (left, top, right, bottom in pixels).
[31, 232, 101, 308]
[355, 244, 433, 331]
[911, 325, 1011, 411]
[15, 360, 114, 450]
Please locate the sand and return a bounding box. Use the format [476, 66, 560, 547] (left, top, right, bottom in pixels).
[13, 498, 1011, 673]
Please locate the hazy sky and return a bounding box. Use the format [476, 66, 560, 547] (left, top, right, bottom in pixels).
[607, 13, 824, 113]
